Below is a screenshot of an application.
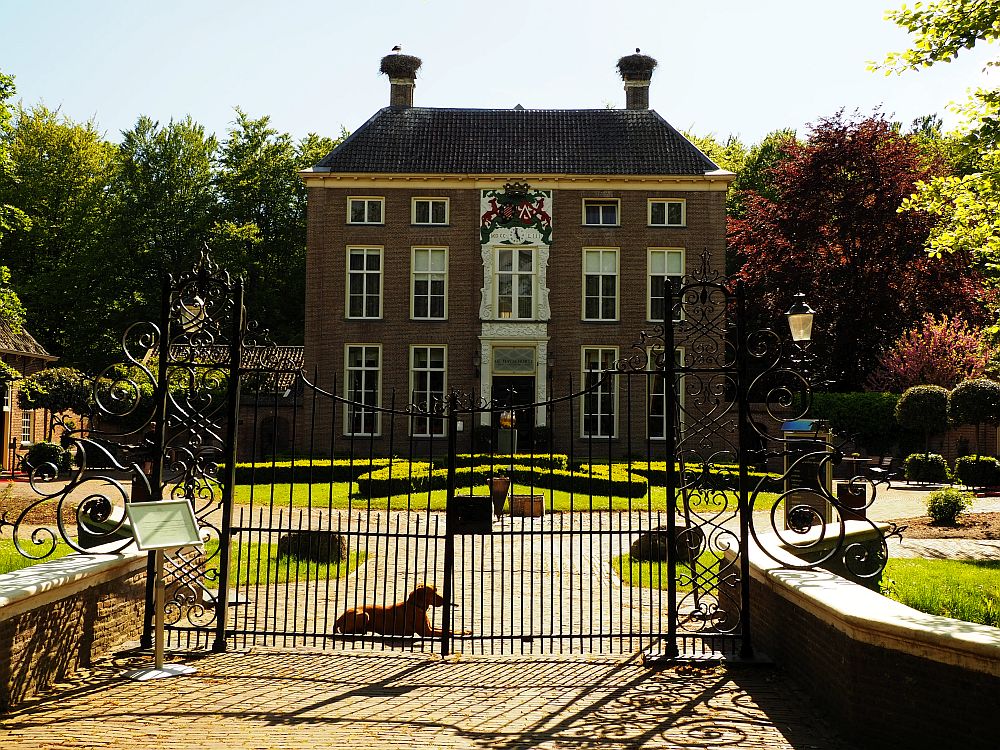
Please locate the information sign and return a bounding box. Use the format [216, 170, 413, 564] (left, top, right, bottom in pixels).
[126, 500, 202, 550]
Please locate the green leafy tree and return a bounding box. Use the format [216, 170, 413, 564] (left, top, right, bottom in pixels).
[0, 105, 117, 368]
[212, 110, 340, 343]
[111, 116, 218, 323]
[877, 1, 1000, 275]
[948, 378, 1000, 457]
[895, 384, 950, 454]
[17, 366, 93, 438]
[0, 70, 28, 242]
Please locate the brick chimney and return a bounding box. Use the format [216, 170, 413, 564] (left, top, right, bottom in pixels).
[379, 51, 422, 108]
[617, 51, 658, 110]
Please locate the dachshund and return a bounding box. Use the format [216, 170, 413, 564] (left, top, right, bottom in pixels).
[333, 584, 462, 637]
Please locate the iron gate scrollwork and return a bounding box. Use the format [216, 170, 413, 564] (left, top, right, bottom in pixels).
[0, 250, 894, 659]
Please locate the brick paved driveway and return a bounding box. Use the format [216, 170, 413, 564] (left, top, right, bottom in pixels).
[1, 648, 848, 749]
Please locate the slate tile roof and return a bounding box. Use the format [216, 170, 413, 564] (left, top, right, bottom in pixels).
[313, 107, 720, 175]
[0, 321, 55, 360]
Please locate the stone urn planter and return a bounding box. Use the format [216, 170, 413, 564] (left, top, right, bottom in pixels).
[488, 475, 511, 518]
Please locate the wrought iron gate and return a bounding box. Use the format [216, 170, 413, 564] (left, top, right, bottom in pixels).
[2, 250, 892, 659]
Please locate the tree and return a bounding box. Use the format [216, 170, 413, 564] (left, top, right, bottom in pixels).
[110, 116, 218, 324]
[867, 313, 992, 392]
[0, 104, 117, 368]
[730, 111, 983, 390]
[0, 70, 28, 243]
[895, 385, 949, 454]
[212, 110, 340, 343]
[878, 1, 1000, 275]
[948, 378, 1000, 457]
[17, 366, 93, 438]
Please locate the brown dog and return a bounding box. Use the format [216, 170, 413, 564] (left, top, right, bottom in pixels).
[333, 584, 454, 637]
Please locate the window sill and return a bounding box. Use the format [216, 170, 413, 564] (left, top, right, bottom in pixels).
[647, 224, 687, 229]
[411, 223, 451, 228]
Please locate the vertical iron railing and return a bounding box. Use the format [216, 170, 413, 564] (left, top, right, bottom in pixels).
[734, 279, 754, 659]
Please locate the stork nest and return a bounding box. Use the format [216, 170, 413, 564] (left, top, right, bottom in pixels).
[616, 54, 657, 80]
[379, 54, 422, 78]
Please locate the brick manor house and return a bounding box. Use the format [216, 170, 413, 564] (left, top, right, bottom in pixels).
[299, 52, 732, 451]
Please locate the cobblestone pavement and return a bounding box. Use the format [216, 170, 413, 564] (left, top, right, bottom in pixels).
[0, 648, 850, 750]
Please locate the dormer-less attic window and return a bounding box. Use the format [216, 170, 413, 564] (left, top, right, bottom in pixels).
[348, 197, 384, 225]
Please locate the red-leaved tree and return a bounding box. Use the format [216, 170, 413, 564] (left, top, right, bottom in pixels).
[867, 314, 992, 392]
[730, 112, 984, 390]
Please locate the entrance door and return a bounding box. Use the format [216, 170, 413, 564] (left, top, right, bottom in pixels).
[490, 375, 535, 436]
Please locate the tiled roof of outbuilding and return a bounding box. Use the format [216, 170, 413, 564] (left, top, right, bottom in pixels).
[312, 107, 720, 175]
[0, 321, 55, 360]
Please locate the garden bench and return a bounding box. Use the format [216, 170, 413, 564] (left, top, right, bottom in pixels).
[867, 456, 897, 485]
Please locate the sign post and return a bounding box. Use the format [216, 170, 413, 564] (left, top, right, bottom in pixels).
[123, 499, 203, 681]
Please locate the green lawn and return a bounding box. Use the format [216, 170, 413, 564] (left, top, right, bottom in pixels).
[612, 551, 726, 593]
[882, 558, 1000, 628]
[205, 539, 367, 587]
[0, 540, 73, 575]
[233, 481, 775, 513]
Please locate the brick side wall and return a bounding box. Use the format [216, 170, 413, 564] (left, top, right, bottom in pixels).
[0, 559, 146, 712]
[749, 573, 1000, 749]
[1, 354, 50, 470]
[303, 185, 728, 457]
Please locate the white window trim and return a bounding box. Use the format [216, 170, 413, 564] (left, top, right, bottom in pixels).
[581, 247, 619, 321]
[410, 246, 449, 320]
[411, 197, 450, 226]
[646, 247, 686, 323]
[409, 344, 448, 437]
[343, 343, 382, 437]
[648, 347, 684, 440]
[346, 196, 384, 225]
[495, 247, 537, 321]
[580, 346, 619, 439]
[21, 408, 32, 444]
[581, 198, 621, 226]
[648, 198, 687, 227]
[345, 246, 383, 320]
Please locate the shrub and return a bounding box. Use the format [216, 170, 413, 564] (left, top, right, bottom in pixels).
[25, 441, 69, 473]
[953, 455, 1000, 488]
[903, 453, 950, 484]
[948, 379, 1000, 455]
[805, 392, 902, 455]
[895, 385, 949, 452]
[925, 487, 973, 525]
[17, 367, 92, 415]
[230, 458, 395, 485]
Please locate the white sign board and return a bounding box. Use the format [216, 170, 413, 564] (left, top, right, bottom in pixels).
[126, 500, 202, 550]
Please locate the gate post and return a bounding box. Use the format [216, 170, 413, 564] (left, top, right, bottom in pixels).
[663, 281, 679, 659]
[440, 391, 458, 656]
[734, 280, 754, 659]
[212, 279, 244, 653]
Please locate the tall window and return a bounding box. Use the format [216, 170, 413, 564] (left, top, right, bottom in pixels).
[347, 197, 383, 224]
[412, 198, 448, 225]
[497, 248, 534, 319]
[410, 346, 446, 437]
[347, 247, 382, 319]
[582, 347, 617, 438]
[412, 247, 447, 319]
[345, 345, 380, 435]
[648, 199, 686, 227]
[647, 248, 685, 322]
[648, 348, 684, 440]
[583, 199, 619, 226]
[21, 409, 32, 444]
[583, 248, 618, 320]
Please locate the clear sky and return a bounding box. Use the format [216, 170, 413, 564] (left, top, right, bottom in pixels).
[2, 0, 996, 145]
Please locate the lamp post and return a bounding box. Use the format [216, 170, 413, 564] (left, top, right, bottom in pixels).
[785, 293, 815, 344]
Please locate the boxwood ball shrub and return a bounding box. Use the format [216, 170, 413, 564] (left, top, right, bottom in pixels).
[895, 385, 949, 451]
[954, 455, 1000, 488]
[25, 441, 69, 473]
[925, 487, 974, 525]
[903, 453, 950, 484]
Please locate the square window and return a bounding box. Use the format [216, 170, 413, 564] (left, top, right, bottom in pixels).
[649, 199, 686, 227]
[413, 198, 449, 225]
[348, 198, 383, 225]
[583, 199, 619, 226]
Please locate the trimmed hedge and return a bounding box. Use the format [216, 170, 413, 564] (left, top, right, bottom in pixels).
[626, 462, 780, 491]
[436, 453, 569, 471]
[903, 453, 950, 484]
[354, 462, 647, 499]
[954, 455, 1000, 488]
[231, 458, 396, 485]
[806, 392, 903, 454]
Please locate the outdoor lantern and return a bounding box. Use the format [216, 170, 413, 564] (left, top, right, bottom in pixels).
[785, 293, 815, 343]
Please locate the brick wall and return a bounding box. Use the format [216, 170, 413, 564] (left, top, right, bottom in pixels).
[746, 551, 1000, 749]
[0, 554, 147, 712]
[1, 353, 50, 471]
[303, 184, 728, 457]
